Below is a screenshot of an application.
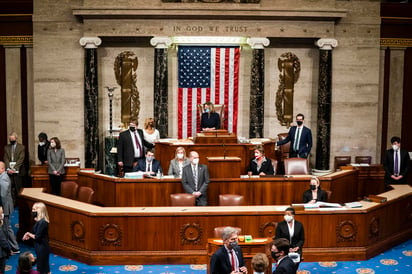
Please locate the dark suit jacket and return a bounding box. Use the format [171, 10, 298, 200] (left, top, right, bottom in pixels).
[277, 126, 312, 158]
[181, 163, 210, 206]
[302, 189, 327, 203]
[247, 157, 274, 175]
[3, 143, 26, 176]
[272, 255, 297, 274]
[117, 129, 154, 167]
[201, 112, 220, 129]
[134, 159, 162, 174]
[275, 220, 305, 255]
[210, 245, 245, 274]
[383, 148, 410, 185]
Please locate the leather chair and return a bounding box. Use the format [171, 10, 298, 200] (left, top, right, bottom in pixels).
[277, 133, 290, 162]
[334, 156, 351, 171]
[325, 190, 332, 202]
[219, 194, 245, 206]
[76, 186, 95, 204]
[197, 104, 225, 129]
[284, 157, 309, 175]
[355, 156, 372, 164]
[213, 226, 242, 238]
[61, 181, 79, 200]
[170, 193, 196, 206]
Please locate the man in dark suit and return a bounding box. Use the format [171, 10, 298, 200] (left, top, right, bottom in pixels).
[134, 149, 162, 176]
[271, 238, 297, 274]
[181, 151, 210, 206]
[383, 136, 410, 189]
[210, 226, 248, 274]
[275, 207, 304, 259]
[277, 113, 312, 158]
[3, 132, 26, 205]
[117, 119, 154, 173]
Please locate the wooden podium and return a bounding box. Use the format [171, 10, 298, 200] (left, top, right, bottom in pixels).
[207, 156, 242, 178]
[207, 238, 272, 274]
[194, 130, 237, 144]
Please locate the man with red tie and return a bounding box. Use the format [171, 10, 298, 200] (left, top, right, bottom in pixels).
[383, 136, 410, 189]
[117, 119, 154, 173]
[210, 226, 248, 274]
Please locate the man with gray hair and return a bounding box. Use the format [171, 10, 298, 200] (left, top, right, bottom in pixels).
[210, 226, 247, 274]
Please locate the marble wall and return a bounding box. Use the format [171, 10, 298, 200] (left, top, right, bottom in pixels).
[28, 0, 381, 169]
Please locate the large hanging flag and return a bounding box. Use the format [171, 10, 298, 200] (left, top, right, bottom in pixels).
[177, 46, 240, 139]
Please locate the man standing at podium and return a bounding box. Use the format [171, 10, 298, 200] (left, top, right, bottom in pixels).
[210, 226, 248, 274]
[181, 151, 209, 206]
[276, 113, 312, 158]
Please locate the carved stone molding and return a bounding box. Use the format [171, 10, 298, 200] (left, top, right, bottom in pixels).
[99, 223, 122, 246]
[259, 221, 277, 238]
[180, 223, 202, 245]
[316, 38, 338, 50]
[79, 37, 102, 49]
[247, 37, 270, 49]
[336, 220, 357, 242]
[71, 221, 85, 242]
[150, 37, 173, 49]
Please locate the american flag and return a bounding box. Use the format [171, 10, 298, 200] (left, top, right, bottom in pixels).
[177, 46, 240, 139]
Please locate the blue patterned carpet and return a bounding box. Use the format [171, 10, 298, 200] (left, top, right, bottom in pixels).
[7, 209, 412, 273]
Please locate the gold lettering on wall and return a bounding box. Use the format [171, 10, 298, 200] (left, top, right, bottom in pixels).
[171, 25, 249, 34]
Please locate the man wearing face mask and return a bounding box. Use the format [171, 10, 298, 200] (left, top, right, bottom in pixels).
[275, 207, 304, 267]
[0, 161, 20, 254]
[37, 132, 50, 165]
[3, 132, 26, 205]
[271, 238, 297, 274]
[117, 119, 154, 174]
[383, 136, 410, 190]
[276, 113, 312, 159]
[181, 151, 210, 206]
[134, 149, 162, 176]
[210, 226, 248, 274]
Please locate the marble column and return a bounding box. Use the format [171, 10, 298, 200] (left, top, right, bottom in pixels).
[150, 37, 172, 138]
[247, 37, 270, 138]
[79, 37, 102, 169]
[315, 38, 338, 172]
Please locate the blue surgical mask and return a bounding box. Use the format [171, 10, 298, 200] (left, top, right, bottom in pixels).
[205, 108, 210, 113]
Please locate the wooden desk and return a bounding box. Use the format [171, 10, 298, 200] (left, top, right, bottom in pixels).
[18, 185, 412, 265]
[154, 140, 276, 176]
[207, 238, 272, 274]
[341, 165, 386, 198]
[206, 156, 242, 178]
[75, 169, 358, 207]
[31, 165, 80, 193]
[195, 131, 238, 144]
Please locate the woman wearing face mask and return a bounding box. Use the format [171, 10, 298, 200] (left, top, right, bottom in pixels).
[168, 147, 190, 178]
[200, 102, 220, 131]
[47, 137, 65, 196]
[143, 118, 160, 145]
[247, 146, 275, 176]
[275, 207, 304, 266]
[302, 176, 328, 204]
[22, 202, 50, 274]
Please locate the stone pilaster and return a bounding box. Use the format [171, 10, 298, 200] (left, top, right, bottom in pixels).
[247, 37, 269, 138]
[80, 37, 102, 169]
[315, 38, 338, 172]
[150, 37, 172, 138]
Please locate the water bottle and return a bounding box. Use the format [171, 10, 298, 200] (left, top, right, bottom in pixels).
[156, 169, 161, 179]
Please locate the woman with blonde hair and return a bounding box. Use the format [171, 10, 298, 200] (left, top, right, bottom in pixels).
[143, 117, 160, 144]
[251, 252, 269, 274]
[23, 202, 50, 274]
[302, 176, 328, 204]
[168, 147, 190, 178]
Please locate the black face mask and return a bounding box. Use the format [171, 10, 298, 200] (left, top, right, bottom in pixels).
[296, 121, 303, 126]
[310, 185, 317, 190]
[271, 251, 281, 260]
[31, 211, 37, 218]
[129, 127, 136, 132]
[9, 140, 16, 145]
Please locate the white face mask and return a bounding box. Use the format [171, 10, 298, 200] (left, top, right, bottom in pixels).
[392, 145, 399, 151]
[39, 141, 45, 146]
[192, 158, 199, 165]
[284, 215, 294, 223]
[177, 153, 184, 159]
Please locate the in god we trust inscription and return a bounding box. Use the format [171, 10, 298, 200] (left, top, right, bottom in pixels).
[162, 0, 260, 3]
